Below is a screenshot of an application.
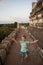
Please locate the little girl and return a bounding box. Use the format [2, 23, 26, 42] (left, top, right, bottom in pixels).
[11, 35, 38, 59]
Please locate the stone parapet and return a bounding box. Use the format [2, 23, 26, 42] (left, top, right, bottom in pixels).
[0, 28, 19, 65]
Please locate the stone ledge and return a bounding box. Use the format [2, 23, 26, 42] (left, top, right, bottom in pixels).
[0, 49, 6, 64]
[0, 28, 19, 65]
[37, 46, 43, 59]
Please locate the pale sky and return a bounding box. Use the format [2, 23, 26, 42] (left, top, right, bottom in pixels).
[0, 0, 37, 24]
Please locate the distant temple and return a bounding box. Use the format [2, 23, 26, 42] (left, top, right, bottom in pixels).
[29, 0, 43, 28]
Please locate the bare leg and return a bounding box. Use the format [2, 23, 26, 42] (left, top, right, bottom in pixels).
[22, 54, 24, 59]
[24, 54, 28, 59]
[21, 54, 24, 62]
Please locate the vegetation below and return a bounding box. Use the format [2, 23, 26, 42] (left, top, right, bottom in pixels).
[0, 22, 17, 43]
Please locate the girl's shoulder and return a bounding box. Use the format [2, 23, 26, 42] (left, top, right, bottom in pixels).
[26, 40, 29, 43]
[19, 40, 29, 44]
[19, 40, 23, 43]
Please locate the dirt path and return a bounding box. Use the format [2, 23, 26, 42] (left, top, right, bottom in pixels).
[4, 29, 43, 65]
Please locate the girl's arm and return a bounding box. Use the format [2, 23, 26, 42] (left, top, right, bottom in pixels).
[11, 37, 18, 44]
[29, 40, 38, 44]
